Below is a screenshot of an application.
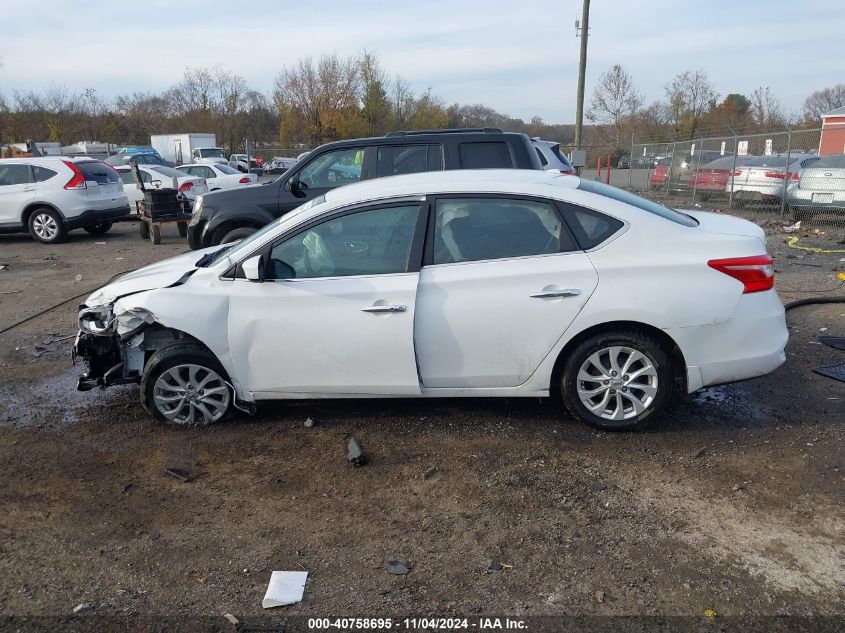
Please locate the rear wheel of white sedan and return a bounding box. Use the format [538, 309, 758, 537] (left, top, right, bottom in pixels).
[141, 343, 233, 426]
[561, 330, 672, 431]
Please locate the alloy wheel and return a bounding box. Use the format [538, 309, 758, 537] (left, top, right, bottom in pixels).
[576, 346, 658, 421]
[152, 364, 231, 425]
[33, 213, 59, 241]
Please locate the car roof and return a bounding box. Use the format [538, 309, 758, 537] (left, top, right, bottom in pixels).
[322, 169, 579, 208]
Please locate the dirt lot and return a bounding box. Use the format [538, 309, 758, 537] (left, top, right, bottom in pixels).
[0, 216, 843, 632]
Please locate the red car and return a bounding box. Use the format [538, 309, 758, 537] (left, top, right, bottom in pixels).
[688, 156, 737, 198]
[649, 158, 671, 189]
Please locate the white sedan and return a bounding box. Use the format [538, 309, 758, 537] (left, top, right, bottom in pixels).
[72, 170, 787, 431]
[114, 164, 208, 212]
[175, 163, 257, 191]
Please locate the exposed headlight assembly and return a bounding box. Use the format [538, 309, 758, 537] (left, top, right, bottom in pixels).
[79, 305, 114, 334]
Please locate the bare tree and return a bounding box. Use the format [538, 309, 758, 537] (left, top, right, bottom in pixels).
[750, 86, 785, 130]
[664, 70, 717, 139]
[273, 54, 360, 145]
[587, 65, 642, 147]
[803, 84, 845, 122]
[388, 75, 415, 130]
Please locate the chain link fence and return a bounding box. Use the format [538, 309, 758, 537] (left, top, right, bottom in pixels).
[628, 128, 845, 234]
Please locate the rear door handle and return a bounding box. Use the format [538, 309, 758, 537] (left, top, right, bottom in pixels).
[361, 304, 407, 313]
[530, 288, 581, 299]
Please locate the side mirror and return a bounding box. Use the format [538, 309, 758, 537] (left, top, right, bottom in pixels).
[242, 255, 263, 282]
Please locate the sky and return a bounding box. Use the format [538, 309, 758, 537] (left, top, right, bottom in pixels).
[0, 0, 842, 124]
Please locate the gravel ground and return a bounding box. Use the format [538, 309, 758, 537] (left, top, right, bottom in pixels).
[0, 213, 843, 633]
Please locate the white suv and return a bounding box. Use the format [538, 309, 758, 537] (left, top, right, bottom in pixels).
[0, 157, 130, 244]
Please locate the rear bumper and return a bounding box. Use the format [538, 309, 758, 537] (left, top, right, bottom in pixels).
[65, 205, 132, 230]
[665, 290, 788, 393]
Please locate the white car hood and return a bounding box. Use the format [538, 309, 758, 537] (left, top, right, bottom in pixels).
[85, 245, 222, 306]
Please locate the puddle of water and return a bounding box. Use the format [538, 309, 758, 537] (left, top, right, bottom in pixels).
[686, 383, 776, 426]
[0, 366, 136, 429]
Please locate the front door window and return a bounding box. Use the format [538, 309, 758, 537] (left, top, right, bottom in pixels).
[268, 205, 420, 279]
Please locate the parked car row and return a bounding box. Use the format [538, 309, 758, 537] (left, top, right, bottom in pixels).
[649, 151, 845, 214]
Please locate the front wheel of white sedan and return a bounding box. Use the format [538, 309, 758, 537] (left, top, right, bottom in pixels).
[561, 330, 673, 431]
[141, 343, 233, 426]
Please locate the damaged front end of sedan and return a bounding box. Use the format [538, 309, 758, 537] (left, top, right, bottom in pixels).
[73, 303, 182, 391]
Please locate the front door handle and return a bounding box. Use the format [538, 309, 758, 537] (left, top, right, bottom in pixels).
[530, 288, 581, 299]
[361, 304, 407, 313]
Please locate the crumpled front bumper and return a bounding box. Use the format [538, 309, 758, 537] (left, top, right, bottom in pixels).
[72, 304, 155, 390]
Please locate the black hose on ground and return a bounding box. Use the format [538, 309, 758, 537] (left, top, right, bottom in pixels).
[784, 296, 845, 311]
[0, 270, 134, 336]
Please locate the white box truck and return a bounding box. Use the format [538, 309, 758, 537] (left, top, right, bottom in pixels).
[150, 133, 227, 166]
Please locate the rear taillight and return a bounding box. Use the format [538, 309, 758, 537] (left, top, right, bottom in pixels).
[239, 177, 251, 183]
[790, 171, 799, 181]
[764, 171, 785, 179]
[178, 181, 194, 193]
[708, 255, 774, 293]
[62, 160, 86, 190]
[732, 170, 742, 176]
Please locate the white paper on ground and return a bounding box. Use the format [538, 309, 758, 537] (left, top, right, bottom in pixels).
[262, 570, 308, 609]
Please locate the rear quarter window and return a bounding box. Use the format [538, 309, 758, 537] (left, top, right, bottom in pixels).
[459, 142, 512, 168]
[33, 166, 58, 182]
[560, 203, 624, 250]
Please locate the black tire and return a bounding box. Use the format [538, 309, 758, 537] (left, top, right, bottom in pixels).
[139, 220, 150, 240]
[150, 224, 161, 245]
[177, 222, 188, 238]
[220, 226, 256, 244]
[141, 342, 233, 425]
[560, 329, 673, 431]
[27, 207, 67, 244]
[83, 221, 113, 235]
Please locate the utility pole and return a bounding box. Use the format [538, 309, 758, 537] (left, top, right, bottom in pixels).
[574, 0, 590, 149]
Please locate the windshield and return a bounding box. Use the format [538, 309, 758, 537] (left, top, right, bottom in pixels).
[204, 194, 328, 267]
[577, 179, 698, 227]
[149, 165, 186, 178]
[199, 148, 225, 158]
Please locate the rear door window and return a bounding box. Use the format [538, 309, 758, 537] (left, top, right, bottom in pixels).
[458, 142, 512, 168]
[76, 161, 120, 184]
[0, 164, 33, 186]
[376, 145, 442, 177]
[432, 197, 575, 264]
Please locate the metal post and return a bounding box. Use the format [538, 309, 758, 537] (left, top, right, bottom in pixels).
[728, 137, 739, 210]
[597, 156, 602, 180]
[628, 133, 634, 189]
[691, 139, 700, 202]
[666, 142, 676, 195]
[245, 138, 250, 175]
[780, 129, 792, 220]
[574, 0, 591, 150]
[605, 155, 611, 185]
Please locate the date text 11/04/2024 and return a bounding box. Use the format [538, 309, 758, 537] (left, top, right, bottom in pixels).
[307, 618, 528, 630]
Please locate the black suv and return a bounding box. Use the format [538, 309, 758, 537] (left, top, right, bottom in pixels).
[187, 128, 542, 249]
